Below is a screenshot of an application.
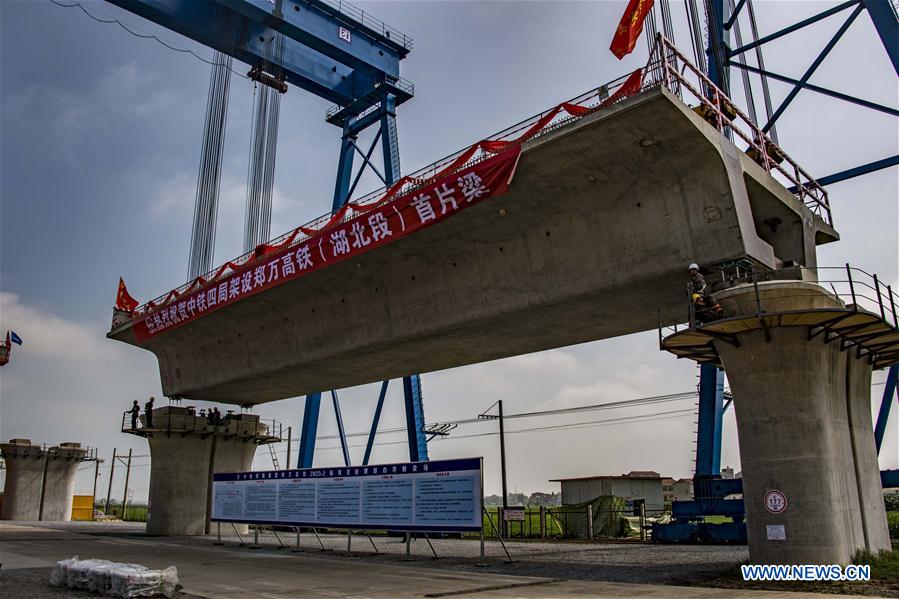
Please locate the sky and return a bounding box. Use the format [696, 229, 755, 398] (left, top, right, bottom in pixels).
[1, 0, 897, 503]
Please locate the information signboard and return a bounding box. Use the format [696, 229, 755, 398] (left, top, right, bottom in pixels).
[211, 457, 482, 533]
[503, 507, 526, 521]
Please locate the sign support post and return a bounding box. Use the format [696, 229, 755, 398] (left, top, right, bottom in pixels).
[404, 533, 413, 561]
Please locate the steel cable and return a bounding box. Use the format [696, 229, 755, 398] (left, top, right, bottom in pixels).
[188, 51, 232, 280]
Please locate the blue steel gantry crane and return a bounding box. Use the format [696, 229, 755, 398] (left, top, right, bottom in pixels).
[104, 0, 427, 468]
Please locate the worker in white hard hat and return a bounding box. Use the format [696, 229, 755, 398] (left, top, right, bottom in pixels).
[688, 263, 706, 296]
[688, 263, 722, 324]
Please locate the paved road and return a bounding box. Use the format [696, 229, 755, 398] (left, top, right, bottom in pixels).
[0, 523, 870, 598]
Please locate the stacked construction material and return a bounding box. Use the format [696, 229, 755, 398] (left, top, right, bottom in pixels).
[50, 557, 178, 598]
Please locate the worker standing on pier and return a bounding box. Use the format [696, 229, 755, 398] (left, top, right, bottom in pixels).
[128, 400, 140, 429]
[144, 396, 155, 429]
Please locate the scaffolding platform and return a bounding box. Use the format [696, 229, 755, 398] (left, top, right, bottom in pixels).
[661, 268, 899, 370]
[121, 406, 282, 445]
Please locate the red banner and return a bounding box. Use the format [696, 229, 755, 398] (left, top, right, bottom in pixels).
[609, 0, 655, 60]
[133, 148, 521, 341]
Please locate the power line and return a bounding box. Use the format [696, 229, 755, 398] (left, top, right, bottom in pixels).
[269, 407, 697, 454]
[48, 0, 249, 79]
[312, 390, 698, 442]
[46, 0, 336, 110]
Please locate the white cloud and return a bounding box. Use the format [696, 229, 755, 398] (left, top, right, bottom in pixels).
[0, 292, 163, 500]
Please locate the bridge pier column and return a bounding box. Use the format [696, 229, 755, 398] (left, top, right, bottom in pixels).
[714, 282, 890, 565]
[0, 441, 87, 521]
[142, 407, 271, 536]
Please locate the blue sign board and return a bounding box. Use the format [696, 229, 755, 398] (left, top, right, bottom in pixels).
[211, 457, 483, 532]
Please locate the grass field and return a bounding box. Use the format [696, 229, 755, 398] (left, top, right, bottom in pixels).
[480, 507, 566, 538]
[98, 504, 148, 522]
[888, 511, 899, 539]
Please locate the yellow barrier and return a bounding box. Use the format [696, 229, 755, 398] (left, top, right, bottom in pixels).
[71, 495, 94, 521]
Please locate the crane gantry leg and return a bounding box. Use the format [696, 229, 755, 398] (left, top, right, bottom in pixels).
[298, 92, 428, 469]
[874, 364, 898, 454]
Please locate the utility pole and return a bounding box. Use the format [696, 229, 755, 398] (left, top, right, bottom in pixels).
[92, 458, 103, 517]
[105, 448, 116, 516]
[498, 400, 507, 513]
[286, 426, 292, 470]
[121, 449, 133, 521]
[478, 400, 509, 536]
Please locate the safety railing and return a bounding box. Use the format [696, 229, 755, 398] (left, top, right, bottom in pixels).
[0, 442, 98, 461]
[660, 264, 898, 338]
[647, 33, 833, 224]
[316, 0, 412, 50]
[324, 77, 415, 122]
[122, 409, 283, 444]
[124, 36, 830, 321]
[645, 34, 831, 226]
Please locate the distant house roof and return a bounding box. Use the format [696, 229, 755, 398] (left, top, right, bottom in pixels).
[550, 470, 662, 483]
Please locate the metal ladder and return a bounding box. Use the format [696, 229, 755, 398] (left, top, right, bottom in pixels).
[268, 444, 280, 470]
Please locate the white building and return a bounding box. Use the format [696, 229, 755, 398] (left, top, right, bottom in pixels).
[551, 470, 665, 512]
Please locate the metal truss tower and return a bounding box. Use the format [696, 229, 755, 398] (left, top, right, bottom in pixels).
[706, 0, 898, 186]
[106, 0, 427, 467]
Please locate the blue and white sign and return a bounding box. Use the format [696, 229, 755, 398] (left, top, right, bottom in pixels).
[211, 458, 483, 532]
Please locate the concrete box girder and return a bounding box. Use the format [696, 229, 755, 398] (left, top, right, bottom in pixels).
[109, 87, 836, 404]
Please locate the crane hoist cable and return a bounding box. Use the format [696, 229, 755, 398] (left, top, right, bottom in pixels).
[188, 51, 232, 281]
[244, 33, 285, 253]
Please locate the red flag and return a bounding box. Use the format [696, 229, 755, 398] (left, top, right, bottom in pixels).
[609, 0, 655, 60]
[115, 277, 139, 312]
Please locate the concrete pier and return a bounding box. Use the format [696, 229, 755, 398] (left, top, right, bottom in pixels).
[136, 407, 279, 536]
[713, 281, 891, 565]
[0, 440, 89, 521]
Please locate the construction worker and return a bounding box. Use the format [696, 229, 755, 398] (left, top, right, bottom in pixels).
[144, 396, 155, 429]
[688, 263, 707, 297]
[688, 263, 723, 324]
[128, 400, 140, 430]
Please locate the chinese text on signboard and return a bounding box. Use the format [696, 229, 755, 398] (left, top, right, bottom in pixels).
[211, 458, 483, 533]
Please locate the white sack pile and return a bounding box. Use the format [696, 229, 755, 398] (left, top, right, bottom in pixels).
[49, 556, 178, 598]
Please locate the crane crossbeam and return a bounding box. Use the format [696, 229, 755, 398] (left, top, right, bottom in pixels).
[105, 0, 413, 112]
